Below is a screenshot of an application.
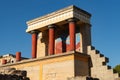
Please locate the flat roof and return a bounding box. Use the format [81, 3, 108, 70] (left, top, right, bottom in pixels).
[26, 5, 91, 33]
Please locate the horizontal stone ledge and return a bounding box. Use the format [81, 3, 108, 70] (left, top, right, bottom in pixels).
[0, 51, 90, 67]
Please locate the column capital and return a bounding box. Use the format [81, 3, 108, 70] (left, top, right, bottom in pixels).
[30, 30, 39, 34]
[67, 18, 78, 23]
[48, 24, 56, 29]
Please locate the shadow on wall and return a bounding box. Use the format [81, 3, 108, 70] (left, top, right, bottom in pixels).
[67, 76, 99, 80]
[0, 74, 30, 80]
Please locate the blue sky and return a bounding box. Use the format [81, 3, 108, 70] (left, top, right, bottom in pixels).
[0, 0, 120, 67]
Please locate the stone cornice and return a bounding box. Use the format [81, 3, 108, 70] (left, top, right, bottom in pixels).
[26, 5, 91, 33]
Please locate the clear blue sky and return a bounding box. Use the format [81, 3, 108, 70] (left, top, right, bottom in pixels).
[0, 0, 120, 67]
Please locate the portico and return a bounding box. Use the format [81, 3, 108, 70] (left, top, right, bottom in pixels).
[26, 5, 91, 58]
[0, 5, 118, 80]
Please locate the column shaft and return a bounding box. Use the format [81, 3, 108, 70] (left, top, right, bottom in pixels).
[48, 26, 55, 55]
[69, 19, 76, 51]
[31, 31, 38, 58]
[2, 59, 7, 64]
[16, 52, 21, 61]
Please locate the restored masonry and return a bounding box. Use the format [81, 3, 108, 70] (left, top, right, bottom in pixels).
[0, 5, 120, 80]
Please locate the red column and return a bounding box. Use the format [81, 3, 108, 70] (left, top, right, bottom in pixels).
[16, 52, 21, 61]
[48, 25, 55, 55]
[68, 19, 76, 51]
[31, 31, 38, 58]
[2, 59, 7, 65]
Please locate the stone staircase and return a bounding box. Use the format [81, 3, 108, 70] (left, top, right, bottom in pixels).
[87, 46, 120, 80]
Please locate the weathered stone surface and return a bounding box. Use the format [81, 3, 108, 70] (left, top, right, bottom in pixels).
[87, 46, 120, 80]
[67, 76, 99, 80]
[0, 68, 29, 80]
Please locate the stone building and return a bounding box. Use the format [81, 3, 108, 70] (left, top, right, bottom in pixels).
[0, 5, 120, 80]
[0, 53, 27, 65]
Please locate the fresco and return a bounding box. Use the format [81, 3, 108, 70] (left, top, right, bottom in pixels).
[55, 31, 80, 54]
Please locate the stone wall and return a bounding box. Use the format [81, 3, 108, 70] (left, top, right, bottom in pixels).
[0, 52, 78, 80]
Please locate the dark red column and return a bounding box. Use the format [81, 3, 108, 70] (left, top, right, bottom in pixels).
[68, 19, 76, 51]
[48, 25, 55, 55]
[31, 31, 38, 58]
[2, 59, 7, 65]
[16, 52, 21, 61]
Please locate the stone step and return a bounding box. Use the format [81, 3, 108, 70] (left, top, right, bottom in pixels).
[101, 65, 111, 71]
[88, 46, 120, 80]
[90, 50, 100, 56]
[95, 53, 104, 58]
[105, 57, 109, 63]
[113, 69, 118, 73]
[107, 65, 112, 69]
[91, 50, 96, 54]
[91, 66, 109, 72]
[90, 46, 95, 50]
[102, 62, 107, 65]
[95, 50, 100, 54]
[90, 50, 102, 56]
[99, 53, 104, 57]
[87, 46, 95, 52]
[113, 73, 120, 78]
[107, 69, 114, 74]
[100, 57, 109, 63]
